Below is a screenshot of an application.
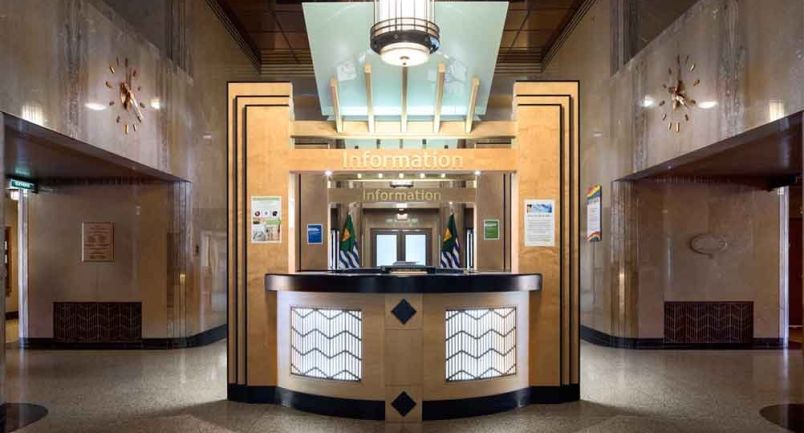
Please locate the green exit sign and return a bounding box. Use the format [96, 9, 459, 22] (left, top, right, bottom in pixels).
[8, 178, 37, 193]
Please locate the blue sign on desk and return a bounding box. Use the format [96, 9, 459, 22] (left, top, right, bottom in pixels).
[307, 224, 323, 245]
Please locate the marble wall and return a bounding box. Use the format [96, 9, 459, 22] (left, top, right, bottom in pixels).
[0, 0, 259, 337]
[541, 0, 803, 337]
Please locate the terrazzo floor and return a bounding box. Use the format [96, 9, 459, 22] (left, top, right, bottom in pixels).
[5, 340, 803, 432]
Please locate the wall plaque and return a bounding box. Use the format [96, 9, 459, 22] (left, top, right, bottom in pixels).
[690, 233, 727, 256]
[82, 222, 114, 262]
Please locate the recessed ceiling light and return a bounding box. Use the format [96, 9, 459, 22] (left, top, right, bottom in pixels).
[419, 173, 426, 179]
[398, 173, 405, 179]
[474, 170, 482, 176]
[440, 173, 446, 178]
[698, 101, 718, 109]
[324, 170, 333, 177]
[356, 173, 362, 179]
[378, 173, 384, 179]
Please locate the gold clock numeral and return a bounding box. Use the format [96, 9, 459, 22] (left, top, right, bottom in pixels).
[662, 113, 667, 121]
[668, 122, 673, 130]
[659, 100, 666, 107]
[132, 123, 137, 132]
[689, 63, 695, 72]
[108, 101, 114, 107]
[125, 123, 129, 135]
[116, 115, 120, 123]
[693, 79, 700, 86]
[675, 122, 680, 132]
[105, 81, 112, 88]
[685, 114, 690, 122]
[668, 67, 673, 75]
[109, 65, 115, 74]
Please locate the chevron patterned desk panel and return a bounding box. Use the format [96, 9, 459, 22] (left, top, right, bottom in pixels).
[290, 307, 363, 382]
[445, 308, 517, 382]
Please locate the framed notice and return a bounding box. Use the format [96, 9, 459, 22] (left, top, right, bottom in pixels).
[524, 199, 555, 247]
[307, 224, 323, 245]
[483, 219, 500, 240]
[586, 185, 602, 242]
[82, 222, 114, 262]
[251, 196, 282, 243]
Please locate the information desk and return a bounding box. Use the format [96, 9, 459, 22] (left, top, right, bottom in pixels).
[262, 269, 542, 421]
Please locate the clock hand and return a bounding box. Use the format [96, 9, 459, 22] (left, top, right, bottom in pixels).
[122, 82, 144, 122]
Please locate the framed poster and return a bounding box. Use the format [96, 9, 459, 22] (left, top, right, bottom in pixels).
[524, 199, 555, 247]
[483, 219, 500, 240]
[586, 185, 602, 242]
[82, 222, 114, 262]
[251, 196, 282, 243]
[307, 224, 324, 245]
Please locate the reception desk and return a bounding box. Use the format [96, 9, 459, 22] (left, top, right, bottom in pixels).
[257, 269, 541, 421]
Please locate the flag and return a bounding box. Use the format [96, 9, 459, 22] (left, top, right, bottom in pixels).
[338, 214, 361, 269]
[440, 213, 461, 269]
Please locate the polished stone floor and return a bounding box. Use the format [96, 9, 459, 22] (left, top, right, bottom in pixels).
[6, 340, 802, 432]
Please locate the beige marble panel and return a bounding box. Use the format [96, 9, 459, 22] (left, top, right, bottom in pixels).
[635, 180, 782, 339]
[27, 183, 169, 338]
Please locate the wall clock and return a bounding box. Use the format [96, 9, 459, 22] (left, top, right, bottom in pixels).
[659, 55, 701, 133]
[104, 57, 145, 135]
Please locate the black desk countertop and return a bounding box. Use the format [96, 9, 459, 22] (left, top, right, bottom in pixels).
[264, 270, 542, 294]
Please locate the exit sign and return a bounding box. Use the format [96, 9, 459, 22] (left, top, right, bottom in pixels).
[8, 178, 37, 193]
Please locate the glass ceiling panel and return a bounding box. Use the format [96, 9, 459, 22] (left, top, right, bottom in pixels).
[303, 2, 507, 120]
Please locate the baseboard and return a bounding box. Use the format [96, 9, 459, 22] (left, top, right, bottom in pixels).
[19, 324, 227, 350]
[581, 325, 786, 350]
[5, 311, 18, 321]
[227, 385, 384, 420]
[228, 384, 580, 420]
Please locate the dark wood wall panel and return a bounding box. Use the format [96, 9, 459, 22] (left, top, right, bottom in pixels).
[664, 302, 753, 344]
[54, 302, 142, 343]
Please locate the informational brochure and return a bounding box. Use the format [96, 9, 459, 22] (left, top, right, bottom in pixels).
[251, 196, 281, 243]
[524, 199, 555, 247]
[483, 219, 500, 240]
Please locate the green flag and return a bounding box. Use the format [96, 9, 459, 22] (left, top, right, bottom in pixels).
[440, 214, 461, 269]
[338, 214, 360, 269]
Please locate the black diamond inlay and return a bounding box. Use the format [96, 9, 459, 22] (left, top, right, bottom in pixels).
[391, 391, 416, 417]
[391, 299, 417, 325]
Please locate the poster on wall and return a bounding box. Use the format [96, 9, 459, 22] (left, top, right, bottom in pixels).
[82, 222, 114, 262]
[524, 199, 555, 247]
[586, 184, 602, 242]
[307, 224, 323, 245]
[251, 196, 282, 243]
[483, 219, 500, 240]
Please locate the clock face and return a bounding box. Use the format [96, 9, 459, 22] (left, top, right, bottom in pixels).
[659, 55, 701, 133]
[104, 57, 145, 135]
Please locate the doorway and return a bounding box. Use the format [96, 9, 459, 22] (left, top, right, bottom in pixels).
[371, 229, 432, 267]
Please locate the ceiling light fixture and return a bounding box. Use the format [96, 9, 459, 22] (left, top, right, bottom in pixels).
[370, 0, 440, 67]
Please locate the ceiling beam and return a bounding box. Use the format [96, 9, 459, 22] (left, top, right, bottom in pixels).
[401, 67, 409, 134]
[330, 77, 343, 133]
[364, 64, 375, 133]
[433, 63, 446, 133]
[465, 77, 480, 134]
[292, 120, 515, 140]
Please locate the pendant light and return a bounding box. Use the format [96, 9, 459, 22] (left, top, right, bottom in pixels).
[370, 0, 440, 67]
